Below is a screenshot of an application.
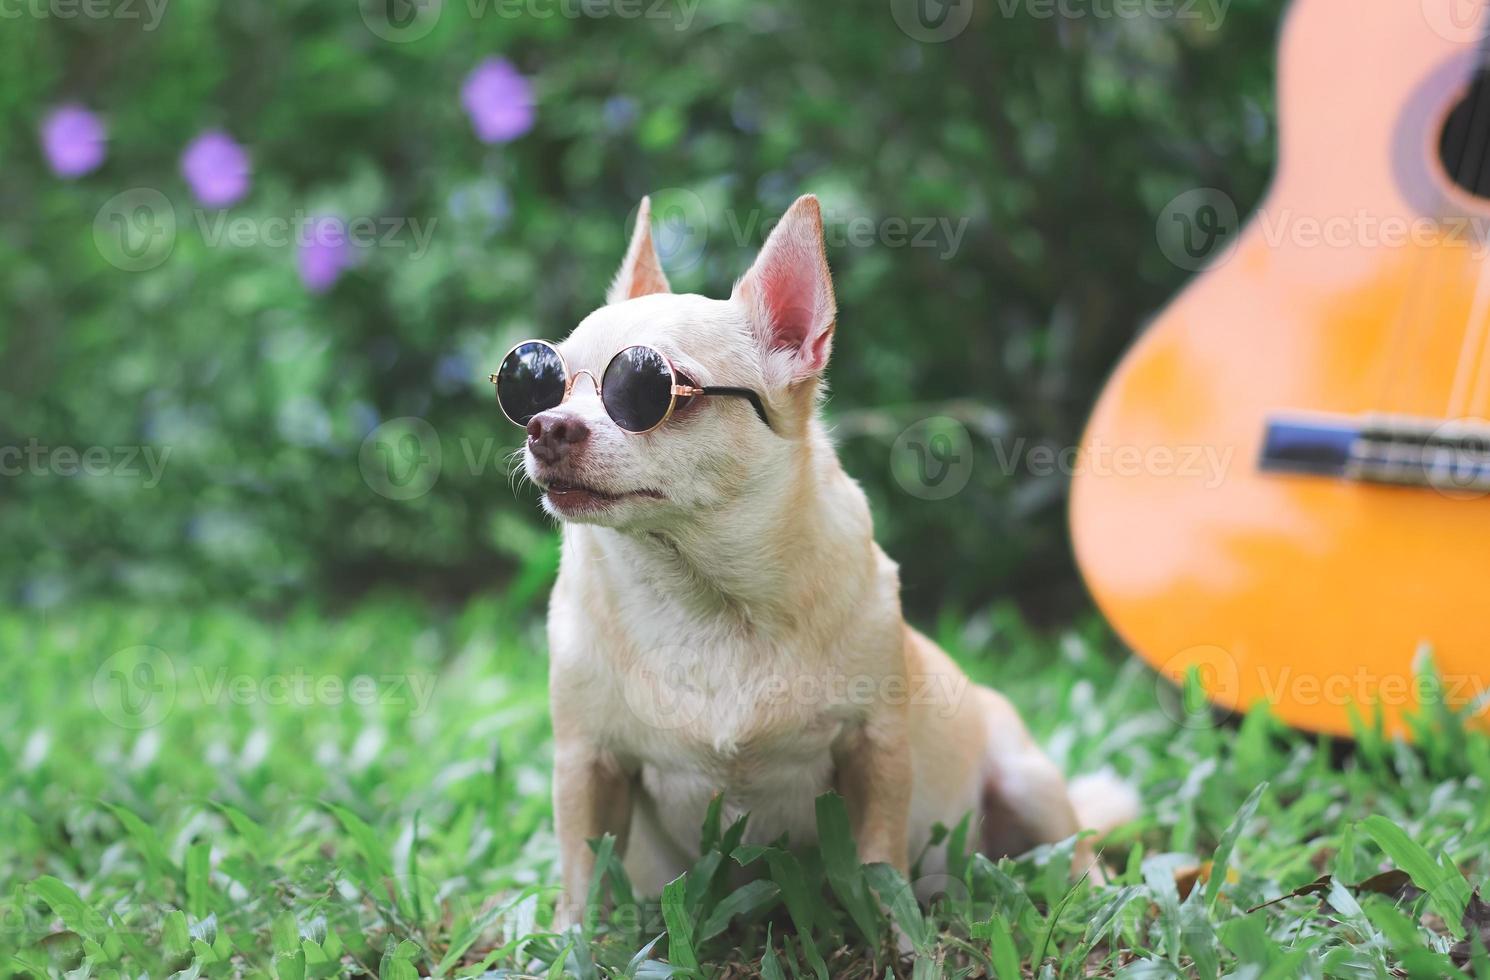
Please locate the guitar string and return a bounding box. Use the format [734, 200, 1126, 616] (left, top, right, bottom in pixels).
[1464, 80, 1490, 420]
[1448, 11, 1490, 417]
[1446, 257, 1490, 418]
[1466, 324, 1490, 415]
[1381, 18, 1490, 421]
[1443, 25, 1490, 421]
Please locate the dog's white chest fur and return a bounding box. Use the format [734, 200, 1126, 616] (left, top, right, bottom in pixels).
[553, 583, 867, 857]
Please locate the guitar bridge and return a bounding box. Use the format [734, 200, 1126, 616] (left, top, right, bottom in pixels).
[1261, 414, 1490, 492]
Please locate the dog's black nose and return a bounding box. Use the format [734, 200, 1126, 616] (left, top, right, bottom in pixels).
[527, 413, 590, 465]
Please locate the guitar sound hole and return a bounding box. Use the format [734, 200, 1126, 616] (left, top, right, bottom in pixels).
[1440, 71, 1490, 199]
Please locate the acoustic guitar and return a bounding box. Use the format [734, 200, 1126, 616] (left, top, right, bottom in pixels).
[1071, 0, 1490, 738]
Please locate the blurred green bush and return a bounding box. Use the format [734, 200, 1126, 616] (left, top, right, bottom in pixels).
[0, 0, 1283, 616]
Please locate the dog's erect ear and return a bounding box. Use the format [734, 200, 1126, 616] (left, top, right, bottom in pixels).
[733, 195, 836, 384]
[607, 196, 672, 305]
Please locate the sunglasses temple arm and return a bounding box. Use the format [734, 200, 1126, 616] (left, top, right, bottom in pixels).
[700, 386, 772, 429]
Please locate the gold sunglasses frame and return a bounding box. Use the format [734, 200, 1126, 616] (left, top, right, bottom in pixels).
[489, 340, 772, 435]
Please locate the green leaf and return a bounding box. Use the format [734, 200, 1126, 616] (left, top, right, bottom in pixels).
[105, 804, 178, 886]
[623, 934, 663, 979]
[162, 909, 192, 960]
[697, 880, 781, 942]
[185, 841, 211, 920]
[1362, 815, 1470, 937]
[1142, 859, 1183, 964]
[1334, 821, 1358, 884]
[30, 876, 107, 941]
[660, 875, 700, 975]
[595, 835, 638, 919]
[378, 938, 420, 980]
[1220, 915, 1276, 968]
[211, 802, 272, 859]
[273, 949, 306, 980]
[434, 886, 541, 977]
[814, 794, 882, 945]
[682, 849, 723, 917]
[547, 942, 574, 980]
[983, 912, 1021, 979]
[272, 912, 300, 957]
[866, 862, 931, 953]
[946, 811, 972, 886]
[698, 793, 724, 853]
[326, 803, 394, 883]
[759, 926, 787, 980]
[761, 847, 820, 938]
[971, 855, 1045, 938]
[1206, 781, 1266, 908]
[795, 931, 830, 980]
[719, 813, 751, 859]
[583, 833, 617, 939]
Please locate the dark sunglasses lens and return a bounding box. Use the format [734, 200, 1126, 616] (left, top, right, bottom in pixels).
[496, 342, 566, 426]
[602, 346, 674, 433]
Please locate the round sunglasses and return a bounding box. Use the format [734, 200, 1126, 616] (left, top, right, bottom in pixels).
[489, 340, 772, 435]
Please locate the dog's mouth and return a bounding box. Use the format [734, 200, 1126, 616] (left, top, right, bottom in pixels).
[540, 480, 665, 516]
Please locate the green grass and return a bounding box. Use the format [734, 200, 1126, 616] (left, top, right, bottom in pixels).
[3, 600, 1488, 977]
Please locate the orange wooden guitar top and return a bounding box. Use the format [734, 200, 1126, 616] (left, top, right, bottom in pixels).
[1071, 0, 1490, 738]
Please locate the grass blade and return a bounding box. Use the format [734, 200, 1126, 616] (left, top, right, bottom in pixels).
[1362, 814, 1470, 936]
[660, 875, 700, 976]
[1206, 781, 1266, 908]
[813, 794, 882, 945]
[697, 880, 781, 943]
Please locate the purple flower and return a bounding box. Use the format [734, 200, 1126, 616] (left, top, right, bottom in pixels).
[298, 215, 354, 293]
[180, 131, 251, 207]
[461, 58, 535, 144]
[40, 105, 106, 178]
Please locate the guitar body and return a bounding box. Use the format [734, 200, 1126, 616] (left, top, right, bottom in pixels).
[1071, 0, 1490, 737]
